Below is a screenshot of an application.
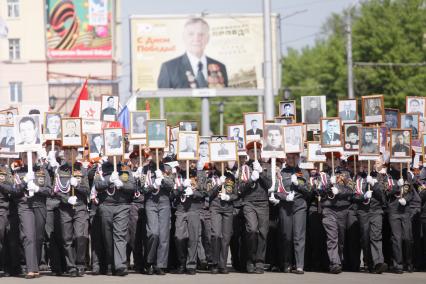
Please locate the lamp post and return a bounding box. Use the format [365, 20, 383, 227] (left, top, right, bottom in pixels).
[49, 95, 57, 111]
[284, 87, 291, 100]
[218, 101, 224, 135]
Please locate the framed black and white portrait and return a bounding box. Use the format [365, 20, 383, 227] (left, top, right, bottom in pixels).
[359, 127, 380, 156]
[301, 96, 326, 130]
[101, 95, 119, 121]
[88, 133, 104, 158]
[80, 100, 101, 120]
[199, 136, 210, 163]
[390, 129, 411, 159]
[362, 95, 384, 124]
[227, 124, 245, 151]
[279, 100, 296, 119]
[406, 97, 425, 118]
[61, 118, 83, 147]
[244, 112, 264, 143]
[262, 123, 285, 158]
[209, 141, 238, 162]
[384, 109, 399, 133]
[104, 128, 124, 156]
[177, 131, 199, 160]
[13, 115, 42, 152]
[307, 141, 326, 162]
[179, 121, 198, 132]
[146, 119, 167, 148]
[343, 123, 361, 152]
[130, 111, 150, 139]
[400, 113, 419, 138]
[44, 112, 62, 140]
[0, 108, 18, 125]
[338, 99, 357, 123]
[283, 124, 304, 154]
[320, 117, 342, 148]
[0, 125, 15, 152]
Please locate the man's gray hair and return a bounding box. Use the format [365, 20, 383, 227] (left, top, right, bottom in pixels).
[184, 17, 210, 31]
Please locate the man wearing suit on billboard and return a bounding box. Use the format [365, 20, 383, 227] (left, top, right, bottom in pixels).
[157, 18, 228, 89]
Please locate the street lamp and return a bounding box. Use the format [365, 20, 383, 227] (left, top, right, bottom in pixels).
[49, 95, 57, 110]
[284, 87, 291, 100]
[218, 101, 224, 135]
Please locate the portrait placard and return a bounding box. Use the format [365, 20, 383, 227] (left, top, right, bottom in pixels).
[406, 96, 425, 118]
[262, 123, 285, 158]
[104, 128, 124, 156]
[384, 109, 399, 133]
[0, 125, 16, 153]
[338, 99, 357, 123]
[301, 96, 326, 131]
[177, 131, 199, 160]
[227, 124, 245, 151]
[390, 129, 411, 159]
[130, 111, 150, 139]
[146, 119, 167, 148]
[279, 100, 296, 119]
[244, 112, 264, 143]
[274, 116, 295, 125]
[209, 141, 238, 162]
[0, 108, 18, 125]
[44, 112, 62, 140]
[362, 95, 384, 124]
[307, 141, 326, 162]
[14, 115, 43, 153]
[179, 121, 198, 132]
[320, 117, 342, 148]
[101, 95, 119, 121]
[82, 119, 102, 134]
[343, 123, 361, 152]
[283, 124, 304, 154]
[400, 113, 419, 138]
[61, 118, 83, 147]
[359, 127, 380, 156]
[88, 133, 104, 158]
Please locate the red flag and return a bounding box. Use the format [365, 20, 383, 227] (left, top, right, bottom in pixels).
[70, 79, 89, 117]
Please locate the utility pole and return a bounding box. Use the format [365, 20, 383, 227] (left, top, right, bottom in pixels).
[346, 8, 354, 99]
[263, 0, 274, 119]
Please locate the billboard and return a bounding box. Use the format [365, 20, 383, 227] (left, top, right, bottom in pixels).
[130, 14, 281, 91]
[46, 0, 113, 59]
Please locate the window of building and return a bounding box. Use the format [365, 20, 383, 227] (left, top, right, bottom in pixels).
[7, 0, 20, 18]
[8, 38, 20, 60]
[9, 82, 22, 102]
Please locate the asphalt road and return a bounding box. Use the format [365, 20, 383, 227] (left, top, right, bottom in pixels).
[0, 271, 424, 284]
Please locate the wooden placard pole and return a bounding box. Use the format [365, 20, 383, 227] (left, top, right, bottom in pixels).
[156, 148, 160, 171]
[367, 159, 371, 191]
[221, 162, 225, 194]
[113, 155, 117, 173]
[331, 152, 335, 175]
[139, 145, 142, 167]
[71, 149, 75, 209]
[254, 141, 258, 161]
[186, 160, 190, 180]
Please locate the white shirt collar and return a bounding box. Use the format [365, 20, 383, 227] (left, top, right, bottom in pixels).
[186, 52, 208, 79]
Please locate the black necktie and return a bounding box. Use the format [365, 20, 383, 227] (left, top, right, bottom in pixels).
[196, 61, 208, 88]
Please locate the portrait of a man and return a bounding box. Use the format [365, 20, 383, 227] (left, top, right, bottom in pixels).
[263, 124, 283, 151]
[62, 118, 82, 147]
[384, 109, 399, 132]
[209, 141, 237, 162]
[14, 115, 42, 152]
[228, 125, 244, 150]
[391, 130, 411, 158]
[104, 128, 124, 156]
[89, 134, 104, 157]
[244, 112, 264, 143]
[0, 126, 15, 152]
[101, 95, 118, 121]
[363, 95, 384, 123]
[130, 111, 150, 139]
[407, 97, 425, 117]
[64, 121, 79, 137]
[401, 114, 419, 138]
[279, 101, 295, 117]
[284, 125, 303, 153]
[44, 113, 62, 140]
[321, 118, 341, 147]
[157, 17, 228, 89]
[147, 120, 167, 148]
[359, 127, 379, 155]
[218, 143, 229, 156]
[338, 100, 357, 122]
[303, 97, 324, 124]
[178, 132, 199, 160]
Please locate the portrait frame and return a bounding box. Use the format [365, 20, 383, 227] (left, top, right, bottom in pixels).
[283, 123, 304, 154]
[307, 141, 326, 162]
[0, 107, 19, 125]
[43, 112, 62, 141]
[390, 129, 412, 159]
[0, 124, 16, 153]
[171, 125, 180, 140]
[343, 123, 361, 152]
[129, 111, 150, 139]
[358, 126, 380, 156]
[101, 95, 119, 122]
[209, 141, 238, 162]
[278, 100, 297, 120]
[179, 121, 198, 132]
[400, 113, 420, 139]
[198, 136, 211, 163]
[384, 108, 400, 133]
[13, 114, 43, 153]
[146, 119, 168, 149]
[61, 118, 83, 147]
[88, 133, 104, 158]
[227, 124, 245, 151]
[320, 117, 342, 148]
[362, 95, 384, 124]
[79, 100, 101, 120]
[338, 99, 357, 123]
[243, 112, 265, 143]
[103, 128, 124, 156]
[301, 96, 326, 130]
[177, 131, 199, 161]
[406, 96, 426, 118]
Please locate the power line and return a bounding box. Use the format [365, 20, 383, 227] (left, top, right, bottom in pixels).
[354, 62, 426, 67]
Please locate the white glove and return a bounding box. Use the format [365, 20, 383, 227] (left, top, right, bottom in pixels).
[332, 186, 339, 195]
[101, 156, 109, 163]
[24, 172, 35, 183]
[330, 175, 337, 185]
[251, 170, 259, 181]
[70, 177, 79, 187]
[269, 193, 280, 205]
[220, 193, 231, 201]
[155, 169, 163, 179]
[184, 187, 194, 196]
[183, 179, 192, 188]
[408, 170, 414, 180]
[172, 167, 177, 174]
[397, 178, 404, 187]
[286, 191, 295, 202]
[47, 151, 59, 168]
[154, 178, 162, 188]
[364, 190, 372, 199]
[291, 174, 299, 186]
[28, 181, 40, 193]
[218, 176, 226, 186]
[196, 160, 204, 171]
[398, 198, 407, 206]
[268, 187, 275, 193]
[67, 196, 78, 205]
[253, 161, 263, 173]
[366, 175, 376, 186]
[379, 168, 387, 174]
[110, 171, 119, 182]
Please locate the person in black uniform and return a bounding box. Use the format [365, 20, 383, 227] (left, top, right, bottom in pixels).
[52, 148, 90, 277]
[142, 148, 174, 275]
[0, 165, 12, 277]
[173, 161, 207, 275]
[418, 167, 426, 270]
[238, 141, 272, 274]
[10, 152, 52, 278]
[206, 163, 237, 274]
[271, 153, 309, 274]
[94, 157, 135, 276]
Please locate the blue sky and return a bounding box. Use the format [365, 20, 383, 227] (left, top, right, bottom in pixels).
[119, 0, 359, 98]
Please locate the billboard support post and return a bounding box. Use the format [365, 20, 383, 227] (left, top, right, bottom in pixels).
[263, 0, 274, 120]
[201, 98, 210, 136]
[159, 97, 165, 119]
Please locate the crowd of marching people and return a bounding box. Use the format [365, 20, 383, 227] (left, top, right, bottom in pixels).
[0, 106, 425, 279]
